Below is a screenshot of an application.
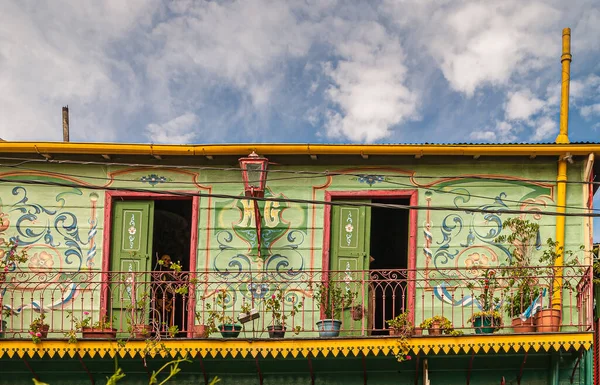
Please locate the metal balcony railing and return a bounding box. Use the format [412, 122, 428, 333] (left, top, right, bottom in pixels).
[0, 265, 592, 340]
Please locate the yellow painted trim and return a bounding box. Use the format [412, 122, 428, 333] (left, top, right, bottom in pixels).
[1, 142, 600, 158]
[0, 333, 592, 359]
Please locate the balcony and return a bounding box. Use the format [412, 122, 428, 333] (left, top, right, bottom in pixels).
[0, 266, 592, 343]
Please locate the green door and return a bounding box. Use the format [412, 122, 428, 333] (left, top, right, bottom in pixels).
[329, 202, 370, 336]
[110, 201, 154, 334]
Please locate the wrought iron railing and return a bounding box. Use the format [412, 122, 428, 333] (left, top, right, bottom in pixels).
[0, 265, 592, 339]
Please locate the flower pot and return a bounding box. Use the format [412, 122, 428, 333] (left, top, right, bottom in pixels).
[267, 325, 286, 338]
[37, 324, 49, 338]
[0, 320, 6, 338]
[316, 319, 342, 337]
[472, 316, 499, 334]
[535, 309, 561, 333]
[192, 324, 209, 338]
[413, 327, 423, 336]
[238, 309, 260, 324]
[218, 323, 242, 338]
[82, 327, 117, 339]
[428, 321, 442, 336]
[511, 317, 535, 333]
[132, 324, 152, 339]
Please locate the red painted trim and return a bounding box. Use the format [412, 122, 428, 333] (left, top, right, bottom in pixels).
[187, 195, 200, 336]
[101, 190, 200, 326]
[321, 189, 418, 322]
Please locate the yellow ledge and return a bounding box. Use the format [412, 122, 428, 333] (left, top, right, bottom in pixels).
[0, 333, 592, 359]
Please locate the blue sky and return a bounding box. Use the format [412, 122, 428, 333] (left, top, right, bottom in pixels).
[0, 0, 599, 240]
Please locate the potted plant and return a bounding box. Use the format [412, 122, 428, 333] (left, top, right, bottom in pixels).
[0, 237, 28, 338]
[205, 290, 242, 338]
[29, 313, 49, 343]
[386, 312, 414, 336]
[313, 276, 357, 337]
[419, 316, 462, 336]
[264, 290, 303, 338]
[237, 302, 260, 324]
[126, 292, 152, 339]
[467, 270, 502, 334]
[534, 239, 581, 332]
[495, 218, 541, 332]
[68, 311, 117, 339]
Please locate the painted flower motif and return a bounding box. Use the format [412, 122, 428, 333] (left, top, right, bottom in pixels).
[357, 175, 385, 186]
[464, 252, 490, 273]
[28, 251, 54, 270]
[345, 224, 354, 233]
[0, 213, 10, 233]
[128, 226, 137, 235]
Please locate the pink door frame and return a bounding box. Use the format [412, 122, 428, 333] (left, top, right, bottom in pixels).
[322, 189, 418, 321]
[101, 191, 200, 336]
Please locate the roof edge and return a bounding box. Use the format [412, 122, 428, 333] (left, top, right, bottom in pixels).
[1, 142, 600, 157]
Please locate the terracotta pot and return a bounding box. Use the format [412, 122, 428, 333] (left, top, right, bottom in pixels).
[511, 317, 535, 333]
[535, 309, 561, 333]
[413, 327, 423, 336]
[82, 327, 117, 339]
[192, 324, 209, 338]
[428, 321, 442, 336]
[132, 324, 152, 339]
[39, 324, 49, 338]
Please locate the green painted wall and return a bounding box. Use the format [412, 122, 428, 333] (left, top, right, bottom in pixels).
[0, 156, 592, 384]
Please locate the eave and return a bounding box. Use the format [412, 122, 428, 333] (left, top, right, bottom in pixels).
[0, 142, 600, 158]
[0, 333, 592, 359]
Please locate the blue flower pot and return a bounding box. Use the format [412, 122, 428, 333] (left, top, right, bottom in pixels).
[316, 319, 342, 337]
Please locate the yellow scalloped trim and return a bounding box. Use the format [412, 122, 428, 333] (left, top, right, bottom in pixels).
[0, 333, 592, 359]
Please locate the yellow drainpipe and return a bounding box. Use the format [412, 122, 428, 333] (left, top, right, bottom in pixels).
[552, 28, 572, 310]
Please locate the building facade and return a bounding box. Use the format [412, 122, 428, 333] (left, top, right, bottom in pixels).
[0, 142, 597, 384]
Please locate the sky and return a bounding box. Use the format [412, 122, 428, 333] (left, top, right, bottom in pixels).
[0, 0, 599, 241]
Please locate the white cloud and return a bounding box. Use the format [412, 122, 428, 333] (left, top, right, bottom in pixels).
[530, 116, 558, 141]
[580, 104, 600, 118]
[505, 90, 546, 121]
[470, 121, 517, 143]
[0, 0, 156, 141]
[385, 0, 561, 96]
[145, 113, 198, 144]
[323, 21, 418, 142]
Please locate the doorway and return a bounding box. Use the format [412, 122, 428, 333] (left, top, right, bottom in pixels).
[151, 199, 193, 336]
[105, 193, 196, 337]
[325, 190, 416, 336]
[368, 199, 409, 335]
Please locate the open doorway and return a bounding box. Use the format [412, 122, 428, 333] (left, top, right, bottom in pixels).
[368, 199, 410, 335]
[107, 194, 195, 337]
[151, 199, 193, 336]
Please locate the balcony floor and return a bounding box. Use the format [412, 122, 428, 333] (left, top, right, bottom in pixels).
[0, 332, 592, 360]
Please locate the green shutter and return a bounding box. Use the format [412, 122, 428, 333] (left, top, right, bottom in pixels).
[329, 202, 370, 336]
[110, 201, 154, 330]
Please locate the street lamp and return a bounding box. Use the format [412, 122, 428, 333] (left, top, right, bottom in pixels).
[238, 151, 269, 198]
[239, 152, 269, 259]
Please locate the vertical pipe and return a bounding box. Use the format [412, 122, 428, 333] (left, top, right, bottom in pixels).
[556, 28, 572, 144]
[62, 106, 70, 142]
[552, 28, 572, 310]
